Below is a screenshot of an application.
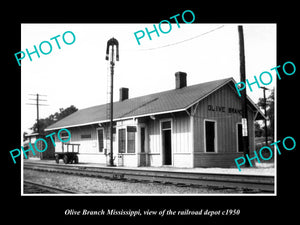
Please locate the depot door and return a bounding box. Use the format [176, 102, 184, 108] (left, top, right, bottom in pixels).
[161, 120, 172, 165]
[205, 120, 216, 152]
[139, 126, 147, 166]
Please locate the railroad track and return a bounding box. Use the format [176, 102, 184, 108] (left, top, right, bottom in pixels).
[24, 162, 274, 193]
[24, 180, 77, 194]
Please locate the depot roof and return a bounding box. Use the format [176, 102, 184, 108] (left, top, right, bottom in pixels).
[45, 77, 264, 131]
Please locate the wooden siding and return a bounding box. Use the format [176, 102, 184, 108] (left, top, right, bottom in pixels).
[147, 112, 192, 167]
[49, 83, 257, 168]
[115, 119, 138, 167]
[148, 119, 161, 154]
[53, 125, 107, 164]
[172, 113, 191, 154]
[193, 83, 256, 167]
[69, 126, 98, 153]
[194, 152, 244, 168]
[52, 119, 140, 166]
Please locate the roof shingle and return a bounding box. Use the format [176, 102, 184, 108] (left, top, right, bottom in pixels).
[45, 77, 258, 130]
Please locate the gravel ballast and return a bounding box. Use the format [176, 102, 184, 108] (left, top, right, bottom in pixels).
[23, 169, 244, 194]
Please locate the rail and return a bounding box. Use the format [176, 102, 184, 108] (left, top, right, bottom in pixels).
[24, 180, 77, 194]
[24, 161, 274, 193]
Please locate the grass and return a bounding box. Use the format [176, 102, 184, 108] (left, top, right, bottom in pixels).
[255, 136, 275, 163]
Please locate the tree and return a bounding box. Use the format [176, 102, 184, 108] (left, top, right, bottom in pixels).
[257, 88, 274, 138]
[23, 131, 28, 141]
[255, 122, 263, 137]
[31, 105, 78, 134]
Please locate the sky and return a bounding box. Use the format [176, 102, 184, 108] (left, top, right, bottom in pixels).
[21, 23, 276, 133]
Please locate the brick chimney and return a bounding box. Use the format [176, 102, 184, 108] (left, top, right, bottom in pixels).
[119, 87, 129, 101]
[175, 71, 187, 89]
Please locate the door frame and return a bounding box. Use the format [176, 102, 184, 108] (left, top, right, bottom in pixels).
[138, 124, 148, 166]
[203, 119, 218, 153]
[160, 118, 173, 166]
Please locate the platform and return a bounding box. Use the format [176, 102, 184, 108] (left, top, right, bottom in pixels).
[23, 159, 275, 176]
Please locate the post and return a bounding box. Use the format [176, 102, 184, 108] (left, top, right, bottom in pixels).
[261, 87, 269, 145]
[105, 38, 119, 167]
[27, 94, 48, 134]
[238, 25, 250, 167]
[36, 93, 40, 135]
[109, 46, 114, 167]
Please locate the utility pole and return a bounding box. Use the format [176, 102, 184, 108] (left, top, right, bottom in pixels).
[105, 37, 119, 167]
[238, 25, 250, 167]
[261, 87, 269, 146]
[26, 94, 48, 135]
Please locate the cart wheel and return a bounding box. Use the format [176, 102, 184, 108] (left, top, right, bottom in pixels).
[74, 155, 79, 164]
[55, 155, 60, 164]
[63, 155, 69, 164]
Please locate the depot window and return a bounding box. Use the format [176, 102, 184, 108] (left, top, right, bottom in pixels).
[97, 129, 104, 153]
[118, 129, 126, 153]
[127, 126, 136, 153]
[118, 126, 136, 154]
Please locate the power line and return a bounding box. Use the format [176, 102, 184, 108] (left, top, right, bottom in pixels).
[138, 25, 225, 51]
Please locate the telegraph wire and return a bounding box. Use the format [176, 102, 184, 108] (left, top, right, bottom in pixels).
[137, 25, 225, 51]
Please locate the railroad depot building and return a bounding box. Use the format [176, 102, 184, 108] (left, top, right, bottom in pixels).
[45, 72, 264, 168]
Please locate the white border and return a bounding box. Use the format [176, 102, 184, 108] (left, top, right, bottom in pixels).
[21, 23, 277, 197]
